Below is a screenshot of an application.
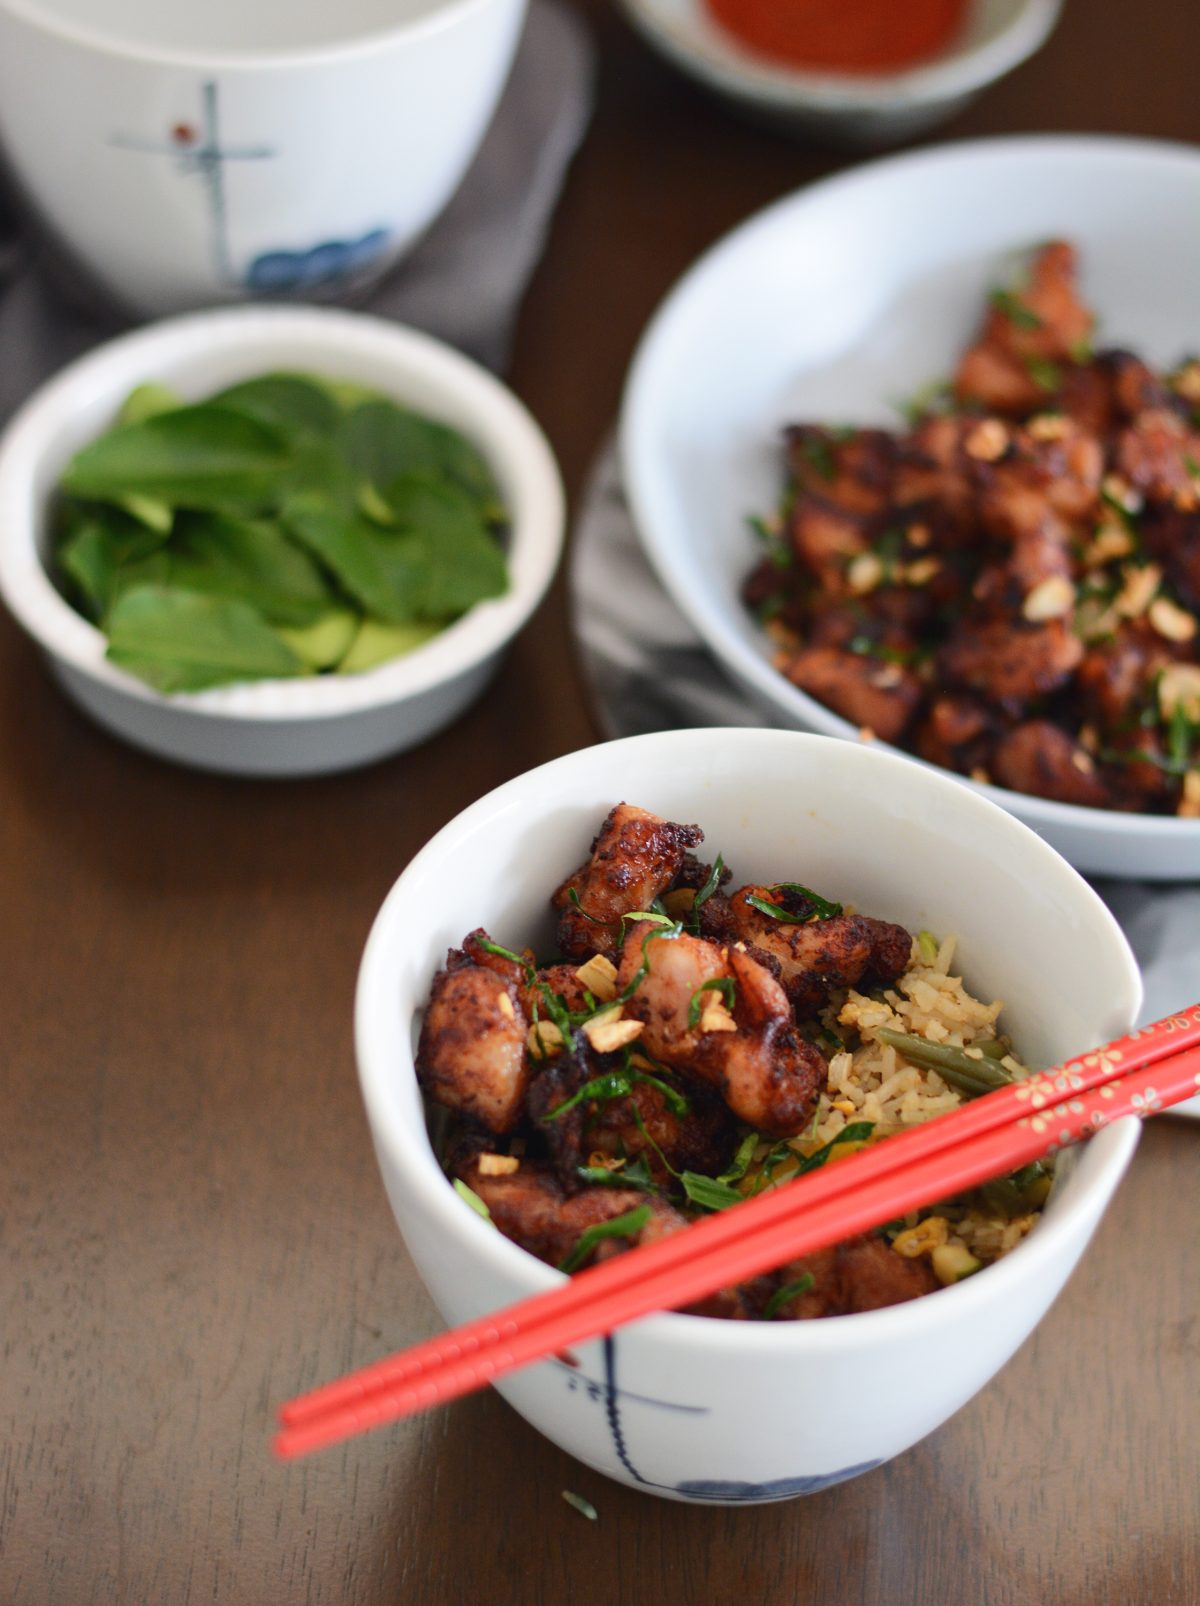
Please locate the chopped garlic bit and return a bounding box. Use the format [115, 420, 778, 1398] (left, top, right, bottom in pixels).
[1102, 473, 1144, 514]
[1027, 412, 1071, 442]
[1148, 595, 1197, 643]
[1114, 562, 1162, 620]
[496, 991, 515, 1021]
[1159, 663, 1200, 722]
[964, 419, 1009, 461]
[527, 1020, 564, 1059]
[1022, 574, 1075, 622]
[902, 556, 941, 586]
[1070, 749, 1096, 775]
[574, 953, 619, 1003]
[847, 552, 884, 595]
[907, 522, 931, 549]
[1172, 359, 1200, 403]
[1180, 771, 1200, 820]
[870, 663, 904, 690]
[698, 1000, 738, 1035]
[1083, 521, 1134, 566]
[583, 1008, 644, 1055]
[478, 1153, 519, 1177]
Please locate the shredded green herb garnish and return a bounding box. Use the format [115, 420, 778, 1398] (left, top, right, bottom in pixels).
[453, 1179, 492, 1219]
[1024, 356, 1061, 392]
[544, 1061, 690, 1123]
[689, 853, 726, 930]
[562, 1490, 598, 1520]
[473, 936, 534, 977]
[716, 1130, 760, 1186]
[678, 1171, 744, 1211]
[566, 886, 610, 926]
[762, 1273, 816, 1320]
[559, 1204, 651, 1273]
[896, 376, 953, 427]
[798, 435, 837, 482]
[988, 288, 1043, 330]
[745, 882, 842, 924]
[794, 1121, 875, 1175]
[687, 977, 737, 1029]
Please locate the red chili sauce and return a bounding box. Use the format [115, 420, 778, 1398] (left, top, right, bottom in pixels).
[705, 0, 969, 75]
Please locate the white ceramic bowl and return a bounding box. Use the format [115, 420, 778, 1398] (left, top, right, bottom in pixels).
[621, 135, 1200, 880]
[0, 0, 526, 316]
[357, 727, 1142, 1503]
[617, 0, 1061, 146]
[0, 305, 563, 776]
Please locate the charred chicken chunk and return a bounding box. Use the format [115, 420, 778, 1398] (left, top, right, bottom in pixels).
[552, 803, 702, 962]
[416, 960, 529, 1134]
[614, 928, 826, 1138]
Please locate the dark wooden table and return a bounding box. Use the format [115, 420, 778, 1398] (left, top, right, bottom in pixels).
[4, 3, 1198, 1601]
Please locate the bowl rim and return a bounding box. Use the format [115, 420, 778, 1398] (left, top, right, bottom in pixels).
[356, 726, 1143, 1355]
[619, 133, 1200, 848]
[616, 0, 1062, 111]
[0, 0, 516, 74]
[0, 303, 564, 724]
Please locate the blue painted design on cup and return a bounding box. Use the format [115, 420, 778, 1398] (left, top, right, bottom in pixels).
[247, 227, 391, 291]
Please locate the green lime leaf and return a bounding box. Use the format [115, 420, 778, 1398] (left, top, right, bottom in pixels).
[340, 401, 502, 518]
[105, 584, 305, 693]
[281, 492, 430, 625]
[61, 406, 294, 512]
[209, 374, 341, 438]
[383, 472, 507, 618]
[167, 511, 334, 627]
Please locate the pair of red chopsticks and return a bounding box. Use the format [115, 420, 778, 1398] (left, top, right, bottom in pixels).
[275, 1005, 1200, 1461]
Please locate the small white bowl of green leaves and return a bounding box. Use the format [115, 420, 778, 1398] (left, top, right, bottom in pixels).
[0, 306, 563, 775]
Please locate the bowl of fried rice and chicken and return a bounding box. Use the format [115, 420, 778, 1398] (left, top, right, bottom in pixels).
[356, 728, 1142, 1502]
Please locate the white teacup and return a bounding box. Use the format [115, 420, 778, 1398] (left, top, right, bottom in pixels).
[0, 0, 527, 315]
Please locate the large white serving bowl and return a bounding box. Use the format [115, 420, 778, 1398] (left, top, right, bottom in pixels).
[0, 306, 563, 776]
[0, 0, 526, 317]
[618, 0, 1061, 147]
[621, 136, 1200, 881]
[356, 727, 1142, 1503]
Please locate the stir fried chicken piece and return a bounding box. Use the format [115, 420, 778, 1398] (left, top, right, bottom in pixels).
[955, 240, 1094, 415]
[939, 616, 1083, 705]
[1076, 627, 1163, 727]
[787, 494, 870, 593]
[893, 415, 978, 533]
[913, 693, 997, 775]
[589, 1075, 740, 1186]
[552, 803, 702, 962]
[1140, 505, 1200, 610]
[1115, 408, 1200, 507]
[417, 960, 529, 1134]
[769, 1236, 939, 1320]
[785, 425, 899, 514]
[971, 417, 1102, 540]
[776, 646, 922, 743]
[614, 928, 825, 1138]
[990, 722, 1114, 809]
[455, 1156, 686, 1269]
[721, 887, 911, 1016]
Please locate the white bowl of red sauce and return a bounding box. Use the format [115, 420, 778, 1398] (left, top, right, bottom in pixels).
[617, 0, 1062, 145]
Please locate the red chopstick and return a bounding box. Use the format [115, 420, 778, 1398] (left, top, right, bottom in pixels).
[275, 1005, 1200, 1460]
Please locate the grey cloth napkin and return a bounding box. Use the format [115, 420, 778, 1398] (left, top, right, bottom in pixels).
[0, 0, 593, 423]
[571, 441, 1200, 1112]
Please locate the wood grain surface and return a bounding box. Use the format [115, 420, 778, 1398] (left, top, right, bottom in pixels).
[3, 2, 1199, 1601]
